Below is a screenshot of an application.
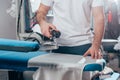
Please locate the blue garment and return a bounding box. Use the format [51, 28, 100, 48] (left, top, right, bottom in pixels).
[53, 44, 91, 55]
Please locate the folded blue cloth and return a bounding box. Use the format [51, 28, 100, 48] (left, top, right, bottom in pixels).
[0, 38, 39, 52]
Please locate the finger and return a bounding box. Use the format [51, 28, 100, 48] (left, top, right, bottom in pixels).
[91, 51, 95, 59]
[43, 29, 52, 38]
[49, 24, 57, 30]
[83, 50, 90, 57]
[95, 50, 103, 59]
[95, 51, 98, 59]
[47, 30, 52, 38]
[98, 50, 103, 59]
[94, 51, 98, 59]
[44, 32, 51, 38]
[98, 52, 102, 59]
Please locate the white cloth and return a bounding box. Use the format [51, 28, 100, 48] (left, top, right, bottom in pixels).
[41, 0, 104, 46]
[30, 53, 85, 80]
[33, 67, 82, 80]
[28, 53, 104, 80]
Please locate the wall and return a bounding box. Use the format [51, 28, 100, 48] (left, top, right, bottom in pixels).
[0, 0, 16, 39]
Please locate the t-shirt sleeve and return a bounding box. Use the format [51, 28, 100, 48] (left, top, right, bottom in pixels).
[92, 0, 104, 7]
[41, 0, 53, 6]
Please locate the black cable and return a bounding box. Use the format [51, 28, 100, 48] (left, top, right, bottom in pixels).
[17, 0, 23, 40]
[24, 0, 33, 33]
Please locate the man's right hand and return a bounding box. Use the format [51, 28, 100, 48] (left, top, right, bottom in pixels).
[36, 3, 58, 38]
[40, 21, 57, 38]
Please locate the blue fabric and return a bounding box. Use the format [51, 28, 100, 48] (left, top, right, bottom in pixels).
[0, 50, 47, 71]
[83, 64, 104, 71]
[53, 44, 91, 55]
[0, 38, 39, 52]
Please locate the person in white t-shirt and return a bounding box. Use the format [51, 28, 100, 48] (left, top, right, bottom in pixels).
[36, 0, 105, 59]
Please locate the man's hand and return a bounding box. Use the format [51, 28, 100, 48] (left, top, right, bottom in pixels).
[83, 45, 102, 59]
[36, 3, 58, 38]
[40, 21, 57, 38]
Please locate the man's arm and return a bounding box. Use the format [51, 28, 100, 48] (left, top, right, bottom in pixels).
[36, 3, 50, 25]
[36, 3, 57, 38]
[92, 6, 105, 50]
[84, 6, 105, 59]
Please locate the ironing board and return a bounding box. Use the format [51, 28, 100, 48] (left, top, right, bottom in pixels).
[0, 38, 105, 72]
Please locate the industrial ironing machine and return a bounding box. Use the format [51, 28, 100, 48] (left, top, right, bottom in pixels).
[0, 31, 106, 80]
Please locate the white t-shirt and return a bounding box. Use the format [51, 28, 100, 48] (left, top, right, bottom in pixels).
[41, 0, 104, 46]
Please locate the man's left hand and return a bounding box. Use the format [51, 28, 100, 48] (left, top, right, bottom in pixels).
[83, 45, 103, 59]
